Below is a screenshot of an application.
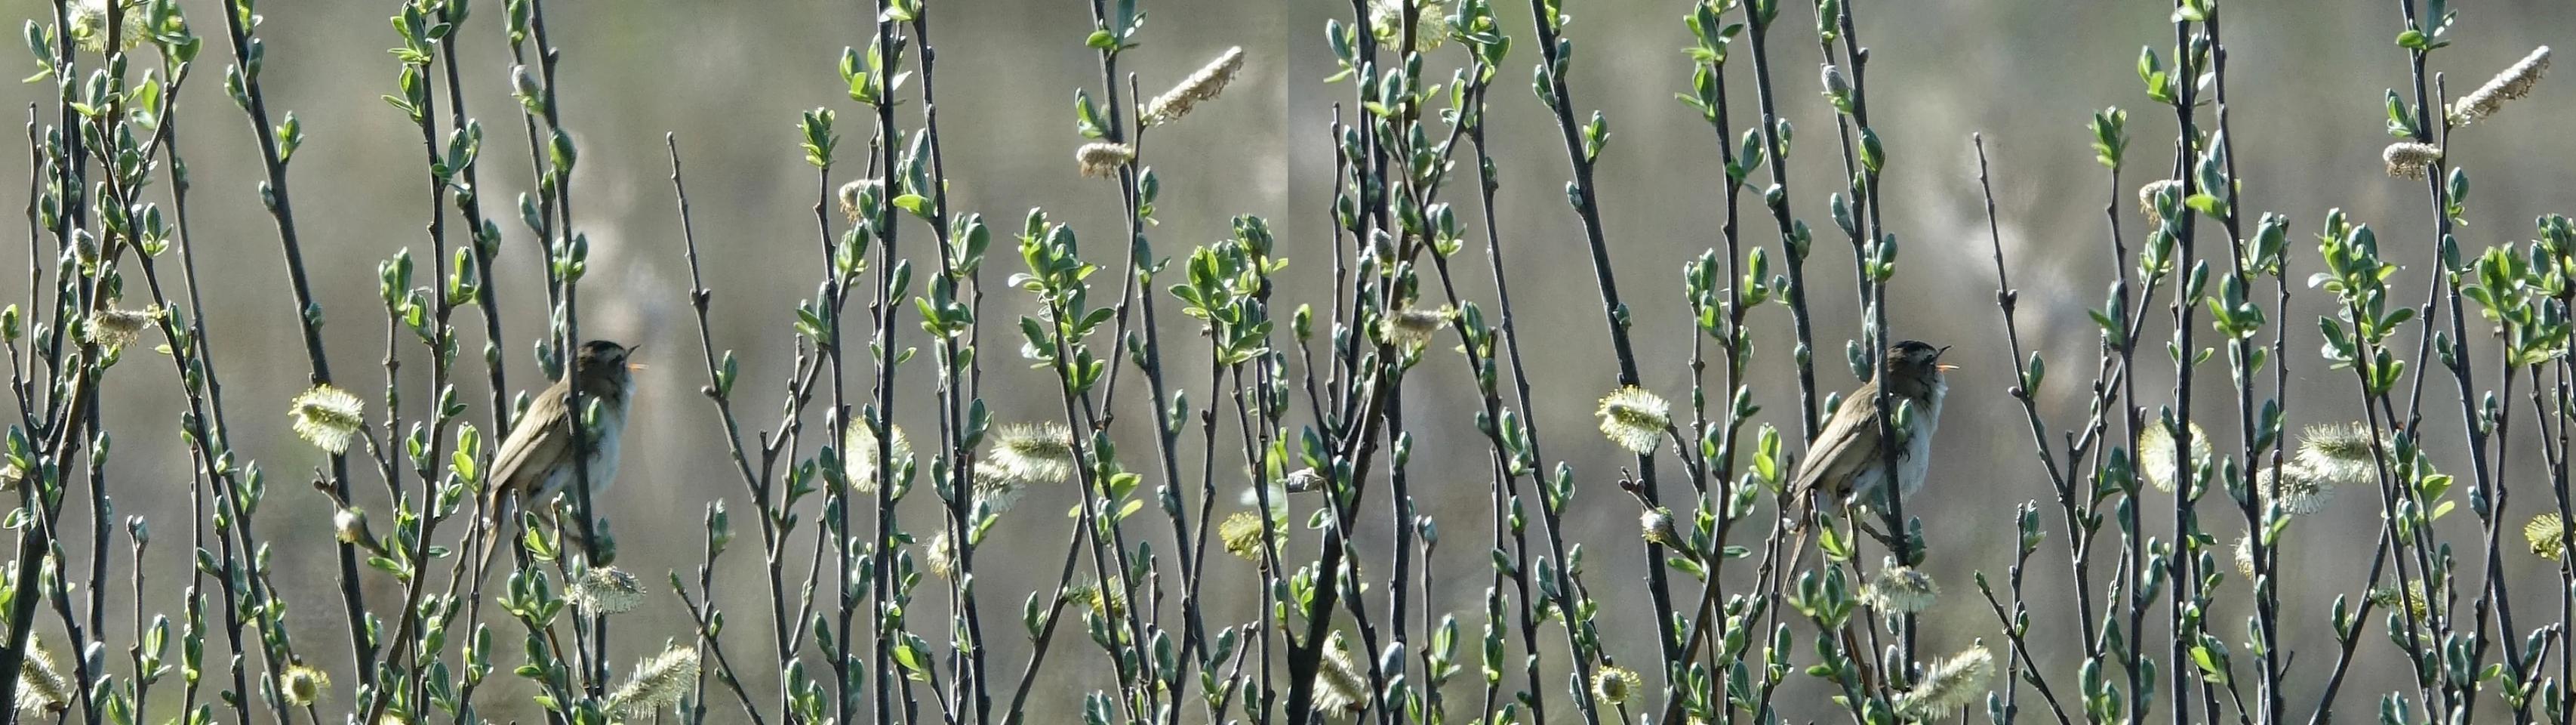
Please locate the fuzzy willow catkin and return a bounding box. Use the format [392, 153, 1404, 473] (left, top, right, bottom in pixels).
[1140, 46, 1246, 126]
[2448, 45, 2550, 126]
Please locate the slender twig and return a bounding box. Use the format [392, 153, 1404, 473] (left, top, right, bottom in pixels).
[211, 0, 375, 691]
[1522, 0, 1681, 686]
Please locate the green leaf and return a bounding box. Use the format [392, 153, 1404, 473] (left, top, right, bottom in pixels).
[2184, 193, 2227, 218]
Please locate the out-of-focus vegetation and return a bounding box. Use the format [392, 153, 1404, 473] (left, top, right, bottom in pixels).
[2, 0, 2573, 722]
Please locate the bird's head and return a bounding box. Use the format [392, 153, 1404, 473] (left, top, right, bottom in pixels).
[1886, 340, 1957, 379]
[574, 340, 643, 385]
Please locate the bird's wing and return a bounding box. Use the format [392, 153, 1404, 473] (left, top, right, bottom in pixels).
[487, 395, 570, 498]
[1791, 393, 1882, 505]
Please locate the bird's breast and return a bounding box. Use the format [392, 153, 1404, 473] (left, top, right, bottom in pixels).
[589, 408, 626, 475]
[1895, 380, 1947, 498]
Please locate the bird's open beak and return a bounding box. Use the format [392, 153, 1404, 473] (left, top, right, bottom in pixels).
[1933, 346, 1957, 372]
[626, 346, 647, 371]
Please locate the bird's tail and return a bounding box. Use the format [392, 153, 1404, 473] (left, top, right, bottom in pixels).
[1780, 523, 1816, 590]
[444, 492, 520, 606]
[1780, 478, 1820, 566]
[1782, 512, 1875, 690]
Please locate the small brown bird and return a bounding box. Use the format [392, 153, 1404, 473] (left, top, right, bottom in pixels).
[488, 340, 638, 508]
[1672, 342, 1954, 725]
[472, 340, 639, 564]
[1787, 340, 1955, 527]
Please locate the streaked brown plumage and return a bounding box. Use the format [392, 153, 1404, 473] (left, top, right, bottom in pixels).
[485, 340, 636, 511]
[463, 340, 636, 575]
[1785, 340, 1953, 529]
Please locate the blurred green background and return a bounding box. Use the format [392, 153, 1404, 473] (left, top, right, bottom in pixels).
[8, 0, 2574, 720]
